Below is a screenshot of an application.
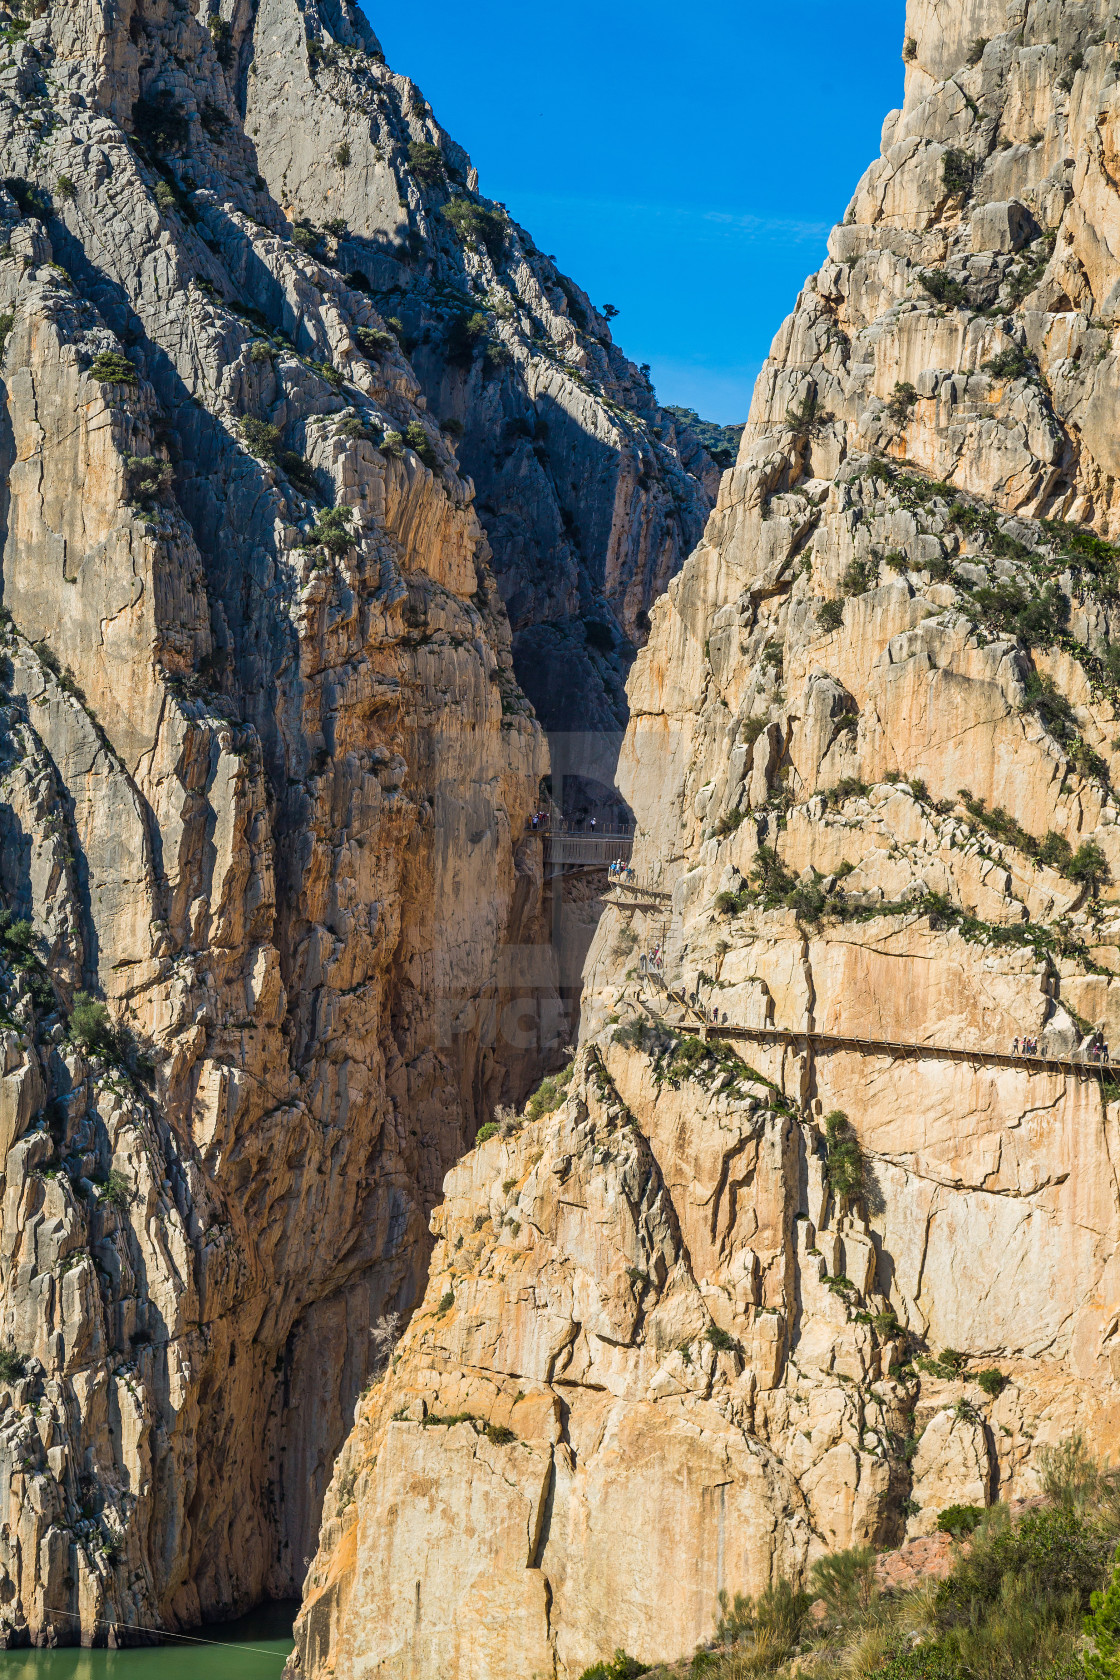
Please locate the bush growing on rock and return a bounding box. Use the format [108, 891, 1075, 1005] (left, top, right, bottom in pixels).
[810, 1544, 877, 1615]
[291, 220, 319, 253]
[239, 418, 314, 489]
[976, 1368, 1006, 1397]
[302, 506, 354, 555]
[982, 346, 1036, 382]
[525, 1058, 573, 1122]
[90, 351, 138, 384]
[102, 1169, 134, 1209]
[404, 422, 437, 467]
[577, 1651, 649, 1680]
[920, 270, 968, 309]
[822, 1109, 865, 1202]
[336, 411, 372, 441]
[818, 599, 844, 632]
[784, 388, 830, 437]
[355, 326, 394, 356]
[445, 310, 489, 367]
[408, 141, 445, 185]
[240, 417, 280, 458]
[886, 381, 918, 421]
[841, 556, 879, 596]
[941, 147, 975, 198]
[937, 1504, 984, 1536]
[0, 909, 36, 966]
[68, 992, 123, 1061]
[712, 807, 746, 840]
[0, 1348, 25, 1382]
[1066, 841, 1110, 895]
[971, 581, 1068, 647]
[441, 197, 505, 261]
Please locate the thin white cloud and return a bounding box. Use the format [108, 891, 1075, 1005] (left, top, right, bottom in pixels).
[508, 191, 831, 245]
[702, 210, 832, 242]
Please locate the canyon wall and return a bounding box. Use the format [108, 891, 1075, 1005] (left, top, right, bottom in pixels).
[292, 2, 1120, 1676]
[0, 0, 714, 1646]
[239, 0, 719, 746]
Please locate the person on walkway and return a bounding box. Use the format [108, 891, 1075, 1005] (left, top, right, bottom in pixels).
[1013, 1037, 1019, 1056]
[590, 816, 597, 832]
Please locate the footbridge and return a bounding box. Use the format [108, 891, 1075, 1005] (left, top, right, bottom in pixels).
[640, 975, 1117, 1084]
[541, 832, 634, 874]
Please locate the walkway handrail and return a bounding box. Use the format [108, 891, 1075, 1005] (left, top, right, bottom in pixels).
[543, 834, 635, 868]
[645, 1007, 1117, 1078]
[607, 879, 671, 901]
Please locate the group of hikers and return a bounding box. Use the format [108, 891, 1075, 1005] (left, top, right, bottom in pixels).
[608, 859, 636, 883]
[528, 811, 635, 835]
[639, 945, 664, 974]
[1012, 1034, 1112, 1062]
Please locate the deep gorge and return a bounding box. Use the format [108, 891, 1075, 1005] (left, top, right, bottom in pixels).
[0, 0, 1119, 1676]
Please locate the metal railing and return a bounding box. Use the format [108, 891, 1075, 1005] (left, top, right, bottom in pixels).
[542, 832, 634, 869]
[642, 980, 1117, 1079]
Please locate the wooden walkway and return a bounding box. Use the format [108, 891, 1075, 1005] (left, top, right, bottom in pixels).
[644, 979, 1116, 1082]
[542, 832, 634, 871]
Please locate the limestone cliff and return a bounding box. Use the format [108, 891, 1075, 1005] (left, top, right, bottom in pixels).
[293, 2, 1120, 1676]
[240, 0, 718, 744]
[0, 0, 712, 1648]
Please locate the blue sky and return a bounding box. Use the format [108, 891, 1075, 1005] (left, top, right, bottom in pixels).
[364, 1, 906, 424]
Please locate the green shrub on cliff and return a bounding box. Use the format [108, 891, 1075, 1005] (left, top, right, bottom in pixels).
[301, 506, 354, 555]
[525, 1058, 573, 1122]
[822, 1109, 865, 1202]
[90, 351, 138, 384]
[408, 140, 445, 185]
[577, 1652, 650, 1680]
[405, 421, 437, 467]
[0, 1348, 25, 1382]
[441, 197, 505, 261]
[68, 992, 123, 1061]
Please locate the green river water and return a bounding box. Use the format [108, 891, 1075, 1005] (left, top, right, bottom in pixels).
[0, 1604, 296, 1679]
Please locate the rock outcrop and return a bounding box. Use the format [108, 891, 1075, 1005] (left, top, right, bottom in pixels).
[242, 0, 718, 747]
[0, 0, 715, 1648]
[293, 2, 1120, 1676]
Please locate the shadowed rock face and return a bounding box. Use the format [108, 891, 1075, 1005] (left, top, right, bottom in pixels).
[291, 3, 1120, 1677]
[240, 0, 718, 747]
[0, 0, 718, 1648]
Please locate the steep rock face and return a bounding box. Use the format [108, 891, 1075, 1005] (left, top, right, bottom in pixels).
[0, 0, 722, 1633]
[294, 2, 1120, 1675]
[0, 0, 600, 1644]
[239, 0, 717, 745]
